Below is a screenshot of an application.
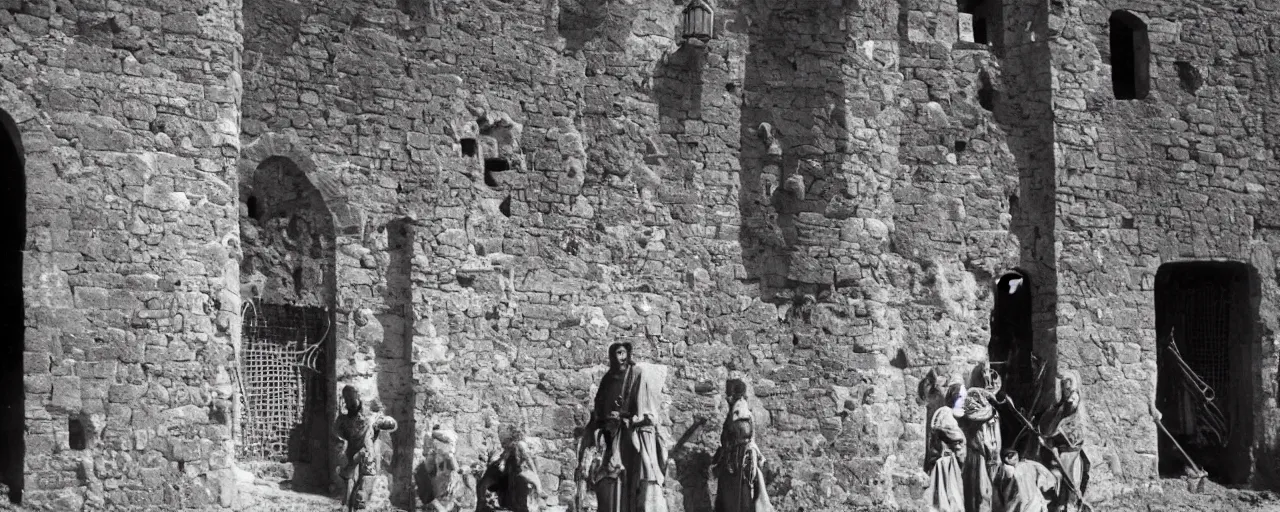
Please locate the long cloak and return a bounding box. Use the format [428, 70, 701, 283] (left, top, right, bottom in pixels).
[926, 406, 966, 512]
[589, 362, 669, 512]
[713, 432, 773, 512]
[992, 460, 1055, 512]
[962, 389, 1001, 512]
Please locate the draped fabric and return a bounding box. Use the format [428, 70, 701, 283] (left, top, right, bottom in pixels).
[926, 406, 966, 512]
[992, 460, 1055, 512]
[589, 362, 669, 512]
[714, 440, 775, 512]
[1050, 449, 1091, 512]
[963, 389, 1002, 512]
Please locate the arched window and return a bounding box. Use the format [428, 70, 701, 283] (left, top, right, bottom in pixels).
[1109, 10, 1150, 100]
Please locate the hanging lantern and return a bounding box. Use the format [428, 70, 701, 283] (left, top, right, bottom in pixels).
[681, 0, 715, 43]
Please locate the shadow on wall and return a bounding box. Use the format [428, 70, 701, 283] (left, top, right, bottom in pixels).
[737, 6, 850, 303]
[0, 107, 25, 505]
[376, 218, 417, 509]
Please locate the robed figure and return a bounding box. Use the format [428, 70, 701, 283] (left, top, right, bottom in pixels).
[334, 386, 398, 511]
[1037, 376, 1090, 512]
[992, 449, 1056, 512]
[575, 342, 669, 512]
[961, 367, 1004, 512]
[924, 381, 967, 512]
[477, 430, 546, 512]
[712, 379, 774, 512]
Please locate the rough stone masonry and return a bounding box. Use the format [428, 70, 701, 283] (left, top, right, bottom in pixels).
[3, 0, 1280, 510]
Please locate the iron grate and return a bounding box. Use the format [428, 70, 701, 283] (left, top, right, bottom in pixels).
[238, 302, 330, 463]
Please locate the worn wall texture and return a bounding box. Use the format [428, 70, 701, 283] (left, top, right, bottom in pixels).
[7, 0, 1280, 510]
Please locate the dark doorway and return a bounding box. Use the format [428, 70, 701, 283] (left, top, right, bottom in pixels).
[0, 109, 25, 505]
[990, 271, 1033, 447]
[1155, 262, 1255, 484]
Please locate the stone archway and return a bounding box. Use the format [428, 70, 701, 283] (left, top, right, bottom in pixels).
[239, 132, 362, 235]
[236, 132, 359, 494]
[0, 106, 26, 505]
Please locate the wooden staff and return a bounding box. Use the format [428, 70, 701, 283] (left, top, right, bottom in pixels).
[999, 397, 1095, 512]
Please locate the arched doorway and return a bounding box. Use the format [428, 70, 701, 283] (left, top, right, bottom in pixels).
[0, 108, 26, 504]
[238, 156, 336, 493]
[990, 270, 1033, 448]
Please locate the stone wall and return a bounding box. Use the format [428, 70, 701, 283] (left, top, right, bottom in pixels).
[1050, 1, 1280, 497]
[233, 0, 1044, 510]
[11, 0, 1280, 509]
[3, 0, 243, 508]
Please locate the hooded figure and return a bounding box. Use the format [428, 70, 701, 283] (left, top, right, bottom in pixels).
[992, 449, 1056, 512]
[713, 379, 774, 512]
[476, 429, 545, 512]
[418, 427, 468, 512]
[925, 380, 967, 512]
[962, 365, 1004, 512]
[576, 342, 669, 512]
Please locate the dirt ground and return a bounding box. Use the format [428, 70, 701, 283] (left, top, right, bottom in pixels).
[1094, 479, 1280, 511]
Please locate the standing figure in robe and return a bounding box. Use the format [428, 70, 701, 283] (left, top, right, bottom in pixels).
[334, 386, 398, 511]
[575, 342, 669, 512]
[1037, 376, 1090, 512]
[924, 380, 968, 512]
[961, 365, 1004, 512]
[476, 428, 546, 512]
[712, 379, 773, 512]
[992, 449, 1056, 512]
[418, 426, 468, 512]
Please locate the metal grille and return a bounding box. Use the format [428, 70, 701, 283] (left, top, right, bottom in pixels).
[1176, 278, 1231, 407]
[239, 302, 330, 463]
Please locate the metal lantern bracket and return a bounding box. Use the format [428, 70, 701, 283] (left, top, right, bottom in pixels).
[681, 0, 715, 46]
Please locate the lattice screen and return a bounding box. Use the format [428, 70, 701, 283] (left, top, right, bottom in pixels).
[1176, 278, 1231, 407]
[239, 302, 330, 463]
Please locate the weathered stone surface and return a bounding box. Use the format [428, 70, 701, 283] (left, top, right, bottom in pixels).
[6, 0, 1280, 510]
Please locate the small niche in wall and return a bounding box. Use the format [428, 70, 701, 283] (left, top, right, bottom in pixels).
[461, 138, 478, 158]
[68, 418, 86, 450]
[1174, 61, 1203, 94]
[483, 158, 510, 188]
[1109, 10, 1150, 100]
[246, 195, 261, 220]
[954, 140, 968, 153]
[499, 196, 512, 217]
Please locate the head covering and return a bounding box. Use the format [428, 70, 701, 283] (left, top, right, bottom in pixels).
[607, 342, 634, 367]
[431, 427, 457, 444]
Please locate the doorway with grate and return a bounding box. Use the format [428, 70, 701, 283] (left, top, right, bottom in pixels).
[1155, 261, 1256, 485]
[239, 302, 334, 492]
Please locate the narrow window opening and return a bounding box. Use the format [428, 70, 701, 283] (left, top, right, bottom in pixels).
[246, 195, 261, 220]
[460, 138, 478, 157]
[978, 70, 997, 112]
[483, 158, 510, 188]
[958, 0, 992, 45]
[68, 419, 86, 450]
[1109, 10, 1150, 100]
[1155, 262, 1255, 485]
[954, 140, 968, 153]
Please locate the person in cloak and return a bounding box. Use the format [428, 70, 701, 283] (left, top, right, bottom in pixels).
[1038, 376, 1090, 512]
[575, 342, 669, 512]
[961, 365, 1004, 512]
[992, 448, 1057, 512]
[924, 380, 968, 512]
[712, 379, 773, 512]
[335, 385, 398, 511]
